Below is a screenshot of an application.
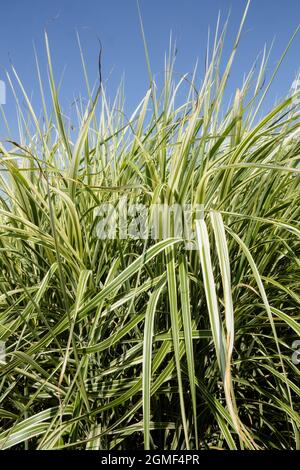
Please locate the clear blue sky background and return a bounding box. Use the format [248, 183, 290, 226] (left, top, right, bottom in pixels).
[0, 0, 300, 139]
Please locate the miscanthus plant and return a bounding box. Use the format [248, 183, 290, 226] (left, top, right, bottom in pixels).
[0, 4, 300, 450]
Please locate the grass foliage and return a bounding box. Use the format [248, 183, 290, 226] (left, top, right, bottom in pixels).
[0, 3, 299, 449]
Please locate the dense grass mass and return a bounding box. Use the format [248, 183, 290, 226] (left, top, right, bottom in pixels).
[0, 8, 300, 449]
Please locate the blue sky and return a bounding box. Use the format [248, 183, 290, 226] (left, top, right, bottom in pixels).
[0, 0, 300, 139]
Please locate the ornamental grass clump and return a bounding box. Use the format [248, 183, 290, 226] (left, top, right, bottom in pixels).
[0, 2, 299, 450]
